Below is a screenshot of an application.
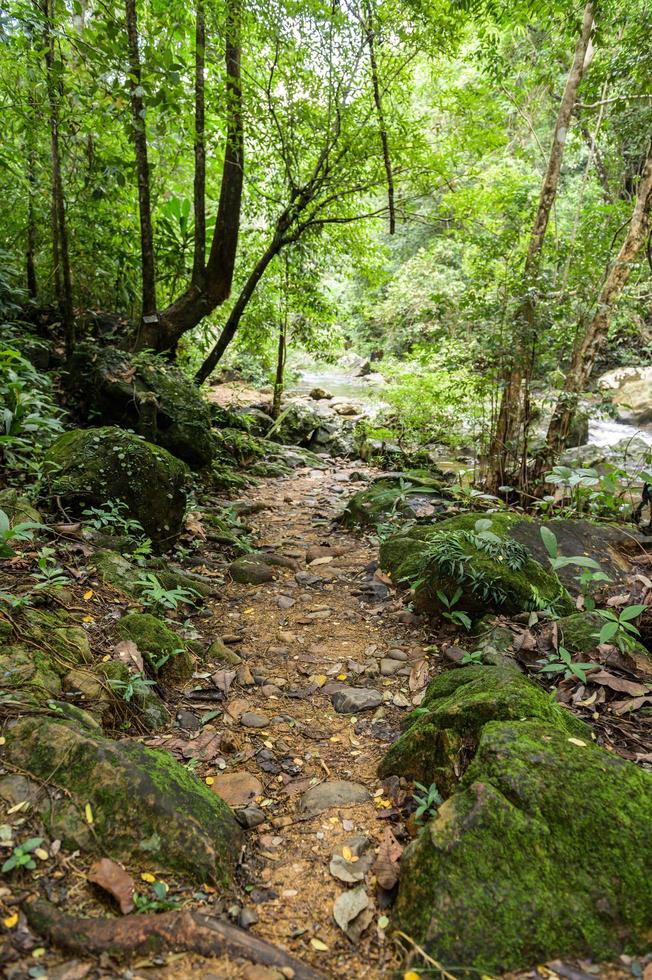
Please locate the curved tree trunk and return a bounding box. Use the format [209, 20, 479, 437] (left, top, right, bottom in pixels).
[364, 0, 395, 234]
[192, 0, 206, 285]
[535, 138, 652, 476]
[486, 1, 594, 492]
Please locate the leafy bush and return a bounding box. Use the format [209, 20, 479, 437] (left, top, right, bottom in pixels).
[0, 346, 64, 479]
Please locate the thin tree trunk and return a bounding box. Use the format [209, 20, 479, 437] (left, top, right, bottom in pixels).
[151, 0, 244, 352]
[42, 0, 74, 353]
[195, 237, 282, 384]
[125, 0, 157, 323]
[537, 138, 652, 473]
[192, 0, 206, 285]
[25, 95, 38, 300]
[364, 0, 395, 234]
[272, 258, 289, 417]
[486, 2, 594, 491]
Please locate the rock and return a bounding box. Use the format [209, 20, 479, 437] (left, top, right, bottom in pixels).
[299, 779, 370, 816]
[557, 610, 652, 675]
[277, 595, 295, 610]
[331, 688, 382, 713]
[210, 771, 262, 807]
[238, 907, 259, 929]
[240, 711, 270, 728]
[206, 637, 243, 666]
[3, 716, 241, 884]
[380, 659, 402, 676]
[0, 488, 42, 526]
[309, 387, 333, 400]
[45, 427, 188, 548]
[329, 835, 373, 883]
[229, 553, 297, 585]
[380, 512, 576, 619]
[379, 665, 588, 794]
[116, 613, 194, 685]
[63, 343, 215, 468]
[89, 550, 212, 601]
[342, 472, 449, 528]
[235, 805, 266, 829]
[176, 709, 201, 731]
[598, 364, 652, 425]
[394, 719, 652, 973]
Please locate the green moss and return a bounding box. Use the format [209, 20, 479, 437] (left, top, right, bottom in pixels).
[97, 660, 170, 730]
[3, 717, 241, 884]
[45, 426, 188, 548]
[395, 719, 652, 972]
[89, 550, 212, 604]
[380, 512, 573, 619]
[116, 612, 194, 685]
[379, 665, 588, 793]
[342, 473, 449, 528]
[0, 489, 42, 526]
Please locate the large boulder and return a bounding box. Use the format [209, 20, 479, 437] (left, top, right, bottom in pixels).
[342, 472, 451, 528]
[394, 718, 652, 972]
[379, 665, 587, 793]
[2, 716, 241, 884]
[380, 512, 573, 619]
[64, 343, 215, 468]
[598, 365, 652, 425]
[45, 427, 188, 548]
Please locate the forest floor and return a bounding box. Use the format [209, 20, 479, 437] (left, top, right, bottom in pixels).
[3, 457, 650, 980]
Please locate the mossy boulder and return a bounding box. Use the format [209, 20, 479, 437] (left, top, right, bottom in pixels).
[380, 512, 573, 619]
[0, 489, 42, 526]
[395, 719, 652, 972]
[379, 665, 587, 793]
[64, 343, 215, 468]
[2, 716, 242, 884]
[45, 427, 188, 548]
[63, 660, 170, 731]
[229, 552, 296, 585]
[116, 612, 194, 685]
[89, 550, 213, 603]
[342, 472, 450, 528]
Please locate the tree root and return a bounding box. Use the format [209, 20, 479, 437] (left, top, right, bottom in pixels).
[24, 898, 324, 979]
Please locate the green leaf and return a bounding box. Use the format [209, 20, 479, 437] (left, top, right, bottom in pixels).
[619, 604, 646, 622]
[540, 526, 558, 559]
[598, 621, 619, 643]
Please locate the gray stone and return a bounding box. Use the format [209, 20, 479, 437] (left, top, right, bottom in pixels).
[380, 659, 402, 676]
[240, 711, 270, 729]
[331, 687, 382, 714]
[235, 805, 266, 829]
[300, 779, 371, 817]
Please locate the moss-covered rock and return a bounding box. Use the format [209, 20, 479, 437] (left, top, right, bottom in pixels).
[2, 717, 242, 884]
[63, 660, 170, 731]
[229, 552, 296, 585]
[116, 612, 194, 685]
[380, 512, 573, 619]
[0, 489, 42, 526]
[379, 665, 587, 793]
[395, 719, 652, 972]
[64, 343, 215, 468]
[89, 550, 213, 602]
[342, 473, 450, 529]
[45, 427, 188, 548]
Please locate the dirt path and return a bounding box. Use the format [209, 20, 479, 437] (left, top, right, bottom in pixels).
[164, 462, 434, 979]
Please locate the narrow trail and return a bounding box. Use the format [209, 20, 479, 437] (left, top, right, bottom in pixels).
[177, 461, 434, 978]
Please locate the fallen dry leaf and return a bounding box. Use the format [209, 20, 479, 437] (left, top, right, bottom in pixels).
[588, 670, 649, 697]
[185, 512, 207, 540]
[373, 826, 403, 890]
[88, 857, 135, 914]
[114, 640, 144, 673]
[408, 658, 428, 692]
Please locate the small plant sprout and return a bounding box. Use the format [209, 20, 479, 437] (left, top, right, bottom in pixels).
[538, 645, 599, 684]
[594, 604, 647, 652]
[133, 879, 178, 913]
[109, 672, 157, 703]
[437, 587, 472, 631]
[413, 782, 443, 825]
[135, 573, 200, 613]
[0, 508, 41, 559]
[31, 546, 69, 590]
[460, 649, 484, 665]
[539, 526, 602, 575]
[2, 836, 45, 873]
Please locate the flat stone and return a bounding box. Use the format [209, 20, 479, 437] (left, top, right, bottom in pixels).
[240, 711, 270, 729]
[380, 659, 402, 676]
[277, 595, 296, 610]
[300, 779, 371, 817]
[331, 687, 382, 714]
[175, 710, 202, 731]
[211, 771, 262, 807]
[235, 805, 266, 829]
[387, 648, 408, 661]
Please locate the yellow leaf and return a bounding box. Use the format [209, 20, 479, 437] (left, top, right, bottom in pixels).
[34, 848, 49, 861]
[568, 737, 587, 747]
[82, 615, 94, 623]
[342, 846, 353, 861]
[0, 736, 5, 746]
[243, 608, 254, 615]
[85, 803, 94, 824]
[102, 654, 111, 662]
[337, 673, 347, 681]
[310, 938, 328, 951]
[404, 973, 420, 980]
[83, 589, 94, 600]
[141, 872, 156, 883]
[3, 913, 18, 929]
[32, 947, 45, 958]
[205, 776, 214, 786]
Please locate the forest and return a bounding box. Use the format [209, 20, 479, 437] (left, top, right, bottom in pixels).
[0, 0, 651, 977]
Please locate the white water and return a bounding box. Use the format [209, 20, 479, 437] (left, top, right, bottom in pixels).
[589, 416, 652, 448]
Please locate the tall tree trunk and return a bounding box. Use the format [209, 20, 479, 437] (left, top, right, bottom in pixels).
[148, 0, 244, 352]
[486, 2, 594, 492]
[364, 0, 395, 234]
[41, 0, 74, 354]
[25, 94, 38, 300]
[192, 0, 206, 285]
[536, 139, 652, 474]
[195, 236, 282, 384]
[125, 0, 157, 326]
[272, 257, 289, 418]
